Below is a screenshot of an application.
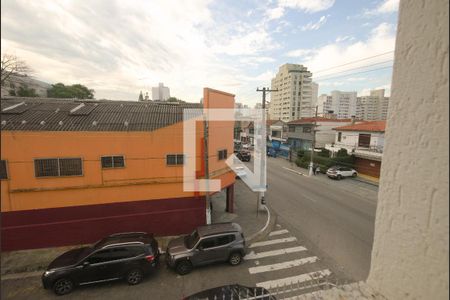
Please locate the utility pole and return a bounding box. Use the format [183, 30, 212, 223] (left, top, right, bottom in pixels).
[308, 105, 319, 176]
[256, 87, 278, 210]
[203, 115, 211, 224]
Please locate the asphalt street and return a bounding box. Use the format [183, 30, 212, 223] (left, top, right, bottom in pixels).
[1, 157, 378, 299]
[264, 157, 378, 281]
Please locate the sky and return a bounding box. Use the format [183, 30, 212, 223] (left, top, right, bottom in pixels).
[1, 0, 399, 106]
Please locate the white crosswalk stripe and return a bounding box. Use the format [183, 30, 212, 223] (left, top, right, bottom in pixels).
[244, 246, 307, 260]
[249, 236, 297, 248]
[248, 256, 318, 274]
[268, 229, 289, 236]
[256, 269, 332, 290]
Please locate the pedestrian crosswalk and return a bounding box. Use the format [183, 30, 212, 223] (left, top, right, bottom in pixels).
[246, 225, 333, 299]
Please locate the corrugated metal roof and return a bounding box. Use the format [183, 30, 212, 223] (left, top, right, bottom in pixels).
[0, 97, 203, 132]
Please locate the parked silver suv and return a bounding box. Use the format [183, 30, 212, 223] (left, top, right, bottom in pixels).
[166, 222, 246, 275]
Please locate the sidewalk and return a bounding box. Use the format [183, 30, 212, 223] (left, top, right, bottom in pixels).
[272, 157, 379, 186]
[1, 180, 274, 278]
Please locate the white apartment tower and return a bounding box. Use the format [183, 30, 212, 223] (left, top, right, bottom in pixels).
[269, 64, 316, 122]
[151, 82, 170, 101]
[356, 89, 389, 120]
[321, 90, 358, 119]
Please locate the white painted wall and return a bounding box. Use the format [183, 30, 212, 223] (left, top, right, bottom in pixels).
[367, 1, 449, 299]
[335, 131, 385, 150]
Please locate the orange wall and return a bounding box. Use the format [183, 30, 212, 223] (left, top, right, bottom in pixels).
[1, 88, 236, 212]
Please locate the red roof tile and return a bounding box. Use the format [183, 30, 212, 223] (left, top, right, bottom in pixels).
[334, 121, 386, 132]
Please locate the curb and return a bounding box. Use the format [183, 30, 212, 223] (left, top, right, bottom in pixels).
[351, 177, 379, 187]
[246, 204, 277, 244]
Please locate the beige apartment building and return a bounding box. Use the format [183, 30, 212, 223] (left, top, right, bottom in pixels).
[356, 89, 390, 120]
[269, 64, 318, 122]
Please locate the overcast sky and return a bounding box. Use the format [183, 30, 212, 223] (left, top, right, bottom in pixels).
[1, 0, 399, 105]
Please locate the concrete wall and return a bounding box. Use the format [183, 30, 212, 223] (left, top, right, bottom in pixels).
[367, 1, 449, 299]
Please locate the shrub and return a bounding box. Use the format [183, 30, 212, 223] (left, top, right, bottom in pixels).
[318, 148, 331, 157]
[336, 148, 349, 157]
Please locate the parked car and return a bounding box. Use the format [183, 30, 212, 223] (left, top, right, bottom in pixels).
[166, 222, 246, 275]
[326, 166, 358, 180]
[235, 150, 251, 162]
[42, 232, 159, 295]
[184, 284, 276, 300]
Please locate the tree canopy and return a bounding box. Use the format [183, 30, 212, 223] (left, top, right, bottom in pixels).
[47, 83, 94, 99]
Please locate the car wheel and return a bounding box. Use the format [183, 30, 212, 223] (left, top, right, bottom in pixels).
[126, 269, 144, 285]
[337, 175, 342, 180]
[352, 172, 357, 177]
[228, 252, 242, 266]
[176, 260, 193, 275]
[53, 278, 74, 295]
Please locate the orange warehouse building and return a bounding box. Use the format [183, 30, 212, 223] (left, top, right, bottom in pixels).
[0, 88, 236, 251]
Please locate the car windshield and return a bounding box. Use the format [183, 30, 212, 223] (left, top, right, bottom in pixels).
[184, 230, 200, 249]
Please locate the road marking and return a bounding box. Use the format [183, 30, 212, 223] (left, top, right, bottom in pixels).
[282, 167, 306, 176]
[276, 224, 282, 228]
[249, 237, 297, 248]
[269, 229, 289, 236]
[256, 269, 332, 290]
[248, 256, 318, 274]
[244, 246, 307, 260]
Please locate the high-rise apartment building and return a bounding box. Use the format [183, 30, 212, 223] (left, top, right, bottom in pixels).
[320, 90, 358, 119]
[269, 64, 316, 122]
[151, 82, 170, 101]
[356, 89, 389, 120]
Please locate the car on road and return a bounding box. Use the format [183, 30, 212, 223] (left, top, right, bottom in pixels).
[326, 166, 358, 180]
[235, 150, 251, 162]
[166, 222, 246, 275]
[42, 232, 159, 295]
[184, 284, 276, 300]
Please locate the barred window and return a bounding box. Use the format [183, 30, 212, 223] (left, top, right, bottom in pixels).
[166, 154, 184, 165]
[0, 160, 8, 180]
[218, 149, 228, 160]
[101, 156, 125, 169]
[35, 158, 83, 177]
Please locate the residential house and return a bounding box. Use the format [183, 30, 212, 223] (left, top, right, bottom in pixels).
[0, 88, 236, 251]
[287, 117, 355, 150]
[269, 120, 288, 142]
[325, 121, 386, 178]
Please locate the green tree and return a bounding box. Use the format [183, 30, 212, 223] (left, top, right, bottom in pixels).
[17, 85, 38, 97]
[336, 148, 349, 157]
[138, 91, 144, 101]
[47, 83, 94, 99]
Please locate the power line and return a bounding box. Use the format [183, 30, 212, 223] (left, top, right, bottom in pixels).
[314, 65, 393, 82]
[313, 60, 393, 80]
[313, 51, 395, 75]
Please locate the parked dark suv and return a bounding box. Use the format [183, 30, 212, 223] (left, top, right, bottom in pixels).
[42, 232, 159, 295]
[235, 150, 251, 162]
[166, 223, 246, 275]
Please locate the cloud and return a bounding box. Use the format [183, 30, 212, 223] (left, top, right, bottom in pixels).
[285, 48, 317, 58]
[265, 6, 285, 20]
[300, 15, 329, 31]
[0, 0, 279, 105]
[364, 0, 400, 16]
[335, 35, 355, 43]
[278, 0, 335, 13]
[286, 22, 396, 78]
